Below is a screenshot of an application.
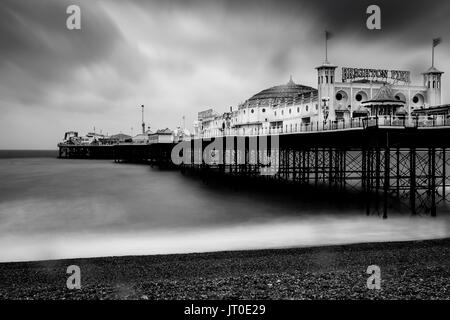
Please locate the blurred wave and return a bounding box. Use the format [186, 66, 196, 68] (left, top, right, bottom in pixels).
[0, 157, 448, 262]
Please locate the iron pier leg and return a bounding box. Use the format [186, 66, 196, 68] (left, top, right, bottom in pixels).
[322, 148, 326, 184]
[301, 150, 306, 184]
[362, 148, 366, 190]
[396, 148, 400, 200]
[410, 148, 416, 215]
[329, 148, 333, 189]
[383, 147, 390, 219]
[341, 150, 346, 191]
[430, 148, 436, 217]
[443, 148, 446, 203]
[293, 150, 297, 183]
[365, 149, 372, 216]
[375, 147, 381, 216]
[306, 149, 310, 185]
[315, 147, 319, 188]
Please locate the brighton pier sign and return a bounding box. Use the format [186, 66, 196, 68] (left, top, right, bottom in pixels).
[342, 67, 411, 84]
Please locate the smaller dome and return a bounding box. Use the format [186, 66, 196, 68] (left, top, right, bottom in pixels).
[362, 84, 405, 106]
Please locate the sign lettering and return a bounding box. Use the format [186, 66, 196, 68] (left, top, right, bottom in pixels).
[342, 67, 410, 84]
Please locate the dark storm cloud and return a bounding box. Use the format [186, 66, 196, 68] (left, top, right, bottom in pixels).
[0, 0, 147, 109]
[0, 0, 115, 81]
[300, 0, 450, 47]
[1, 0, 447, 96]
[1, 0, 448, 86]
[119, 0, 450, 75]
[126, 0, 450, 41]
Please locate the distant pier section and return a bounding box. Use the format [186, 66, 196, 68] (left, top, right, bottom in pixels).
[58, 129, 178, 165]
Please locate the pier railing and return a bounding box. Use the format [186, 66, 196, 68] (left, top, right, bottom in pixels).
[197, 114, 450, 139]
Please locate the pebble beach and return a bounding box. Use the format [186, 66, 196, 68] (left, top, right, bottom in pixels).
[0, 238, 449, 300]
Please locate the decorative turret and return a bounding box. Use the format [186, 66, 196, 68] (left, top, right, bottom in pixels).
[423, 38, 444, 107]
[316, 31, 337, 121]
[423, 66, 443, 107]
[316, 62, 337, 121]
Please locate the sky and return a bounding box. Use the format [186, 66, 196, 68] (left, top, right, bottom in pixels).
[1, 0, 450, 149]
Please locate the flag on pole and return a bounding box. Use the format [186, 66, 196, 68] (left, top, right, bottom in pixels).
[432, 38, 442, 67]
[324, 31, 333, 63]
[433, 37, 442, 47]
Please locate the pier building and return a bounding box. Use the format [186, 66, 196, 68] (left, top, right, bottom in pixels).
[132, 129, 154, 144]
[197, 58, 447, 138]
[149, 128, 175, 144]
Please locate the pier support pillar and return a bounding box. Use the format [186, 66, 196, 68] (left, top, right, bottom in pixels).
[430, 148, 436, 217]
[410, 148, 416, 215]
[383, 148, 390, 219]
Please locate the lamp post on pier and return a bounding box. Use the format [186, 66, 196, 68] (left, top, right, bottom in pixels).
[141, 105, 145, 134]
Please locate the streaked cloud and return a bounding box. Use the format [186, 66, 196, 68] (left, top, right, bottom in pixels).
[0, 0, 449, 148]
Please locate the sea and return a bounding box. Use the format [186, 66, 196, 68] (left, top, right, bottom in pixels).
[0, 150, 448, 262]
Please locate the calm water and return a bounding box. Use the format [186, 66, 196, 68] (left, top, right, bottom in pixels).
[0, 151, 449, 262]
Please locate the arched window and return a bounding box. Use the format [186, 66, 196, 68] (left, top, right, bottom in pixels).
[355, 91, 368, 103]
[412, 94, 425, 105]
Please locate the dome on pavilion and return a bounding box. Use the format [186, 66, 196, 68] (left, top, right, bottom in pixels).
[244, 76, 317, 107]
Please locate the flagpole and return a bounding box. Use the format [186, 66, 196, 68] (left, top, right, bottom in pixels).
[432, 40, 434, 67]
[325, 32, 328, 63]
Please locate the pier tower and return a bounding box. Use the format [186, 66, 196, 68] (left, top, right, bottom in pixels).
[423, 67, 443, 107]
[423, 38, 444, 107]
[316, 62, 337, 122]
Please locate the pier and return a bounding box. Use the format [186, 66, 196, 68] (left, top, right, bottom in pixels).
[59, 115, 450, 218]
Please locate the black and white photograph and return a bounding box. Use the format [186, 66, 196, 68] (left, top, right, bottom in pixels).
[0, 0, 449, 315]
